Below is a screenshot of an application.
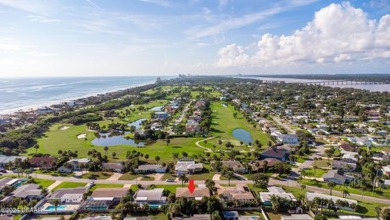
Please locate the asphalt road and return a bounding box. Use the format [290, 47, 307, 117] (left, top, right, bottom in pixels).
[9, 173, 390, 205]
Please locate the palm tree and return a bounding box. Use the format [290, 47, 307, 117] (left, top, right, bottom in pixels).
[262, 160, 268, 173]
[178, 174, 188, 186]
[224, 170, 235, 186]
[270, 195, 281, 212]
[104, 146, 109, 156]
[342, 189, 350, 198]
[53, 199, 60, 216]
[33, 144, 39, 154]
[327, 182, 336, 195]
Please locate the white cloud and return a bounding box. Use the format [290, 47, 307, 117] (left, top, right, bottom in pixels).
[27, 15, 60, 23]
[138, 0, 171, 8]
[186, 0, 318, 39]
[216, 2, 390, 67]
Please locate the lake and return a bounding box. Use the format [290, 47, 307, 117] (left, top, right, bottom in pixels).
[232, 128, 254, 144]
[128, 118, 146, 129]
[91, 133, 145, 147]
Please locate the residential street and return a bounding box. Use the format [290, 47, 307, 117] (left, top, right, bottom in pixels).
[11, 172, 390, 205]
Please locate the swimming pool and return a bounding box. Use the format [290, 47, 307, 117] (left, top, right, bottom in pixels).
[45, 205, 66, 211]
[148, 204, 161, 209]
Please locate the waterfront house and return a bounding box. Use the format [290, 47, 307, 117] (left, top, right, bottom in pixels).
[134, 188, 166, 206]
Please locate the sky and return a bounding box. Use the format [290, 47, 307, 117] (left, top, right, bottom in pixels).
[0, 0, 389, 77]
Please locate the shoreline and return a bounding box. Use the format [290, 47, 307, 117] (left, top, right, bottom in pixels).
[0, 79, 158, 116]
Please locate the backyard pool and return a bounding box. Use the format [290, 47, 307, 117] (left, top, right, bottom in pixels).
[45, 205, 66, 211]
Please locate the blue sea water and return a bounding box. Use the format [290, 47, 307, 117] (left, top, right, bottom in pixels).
[0, 76, 169, 114]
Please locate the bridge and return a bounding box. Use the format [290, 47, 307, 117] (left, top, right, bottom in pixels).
[262, 80, 387, 86]
[301, 80, 386, 86]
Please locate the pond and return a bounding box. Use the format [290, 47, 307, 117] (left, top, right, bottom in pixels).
[91, 133, 145, 147]
[128, 118, 146, 129]
[232, 128, 254, 144]
[150, 106, 163, 111]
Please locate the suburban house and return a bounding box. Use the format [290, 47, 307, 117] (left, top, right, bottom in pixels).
[332, 160, 357, 171]
[57, 166, 73, 173]
[176, 187, 210, 200]
[134, 188, 167, 206]
[249, 158, 281, 172]
[47, 187, 88, 204]
[322, 169, 353, 185]
[260, 147, 290, 161]
[382, 165, 390, 176]
[29, 156, 56, 169]
[66, 158, 91, 170]
[91, 188, 129, 202]
[280, 134, 299, 145]
[341, 152, 359, 163]
[217, 185, 255, 202]
[102, 163, 124, 173]
[339, 143, 357, 153]
[306, 192, 357, 211]
[0, 155, 27, 168]
[0, 178, 23, 192]
[221, 161, 247, 173]
[135, 165, 167, 174]
[185, 120, 201, 134]
[259, 186, 296, 206]
[175, 159, 203, 175]
[10, 184, 43, 201]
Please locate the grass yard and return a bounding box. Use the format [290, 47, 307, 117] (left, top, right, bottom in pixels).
[299, 179, 390, 199]
[81, 172, 113, 180]
[302, 167, 326, 177]
[126, 212, 168, 220]
[53, 182, 87, 191]
[187, 172, 216, 180]
[313, 159, 332, 168]
[33, 178, 55, 188]
[30, 120, 204, 162]
[201, 102, 271, 151]
[90, 183, 124, 191]
[281, 185, 386, 217]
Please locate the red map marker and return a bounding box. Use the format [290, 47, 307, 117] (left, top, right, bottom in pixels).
[188, 179, 195, 194]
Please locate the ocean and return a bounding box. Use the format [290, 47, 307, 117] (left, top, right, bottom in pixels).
[0, 76, 169, 114]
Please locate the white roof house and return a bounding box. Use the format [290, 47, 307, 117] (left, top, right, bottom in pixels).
[259, 186, 296, 205]
[135, 188, 166, 205]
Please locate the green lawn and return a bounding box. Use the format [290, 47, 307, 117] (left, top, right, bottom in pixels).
[90, 183, 124, 191]
[313, 159, 332, 168]
[299, 179, 390, 199]
[53, 182, 87, 191]
[201, 102, 271, 151]
[81, 172, 113, 180]
[302, 168, 326, 177]
[29, 119, 204, 162]
[33, 178, 55, 188]
[187, 172, 216, 180]
[125, 212, 168, 220]
[281, 185, 387, 217]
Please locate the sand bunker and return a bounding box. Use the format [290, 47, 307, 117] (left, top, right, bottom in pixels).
[60, 126, 70, 130]
[77, 134, 86, 139]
